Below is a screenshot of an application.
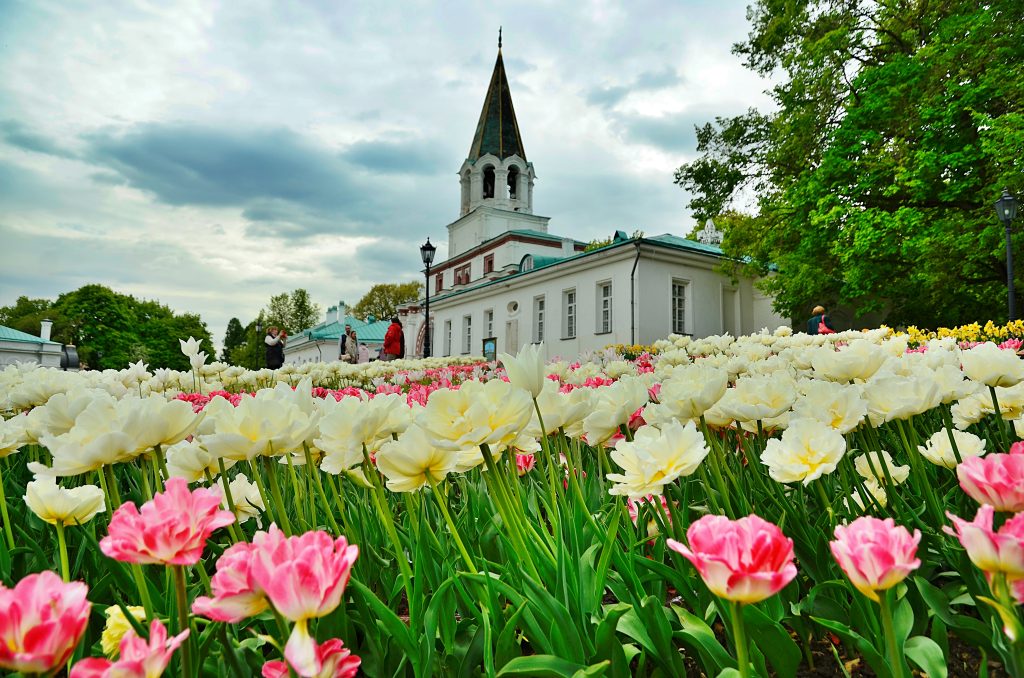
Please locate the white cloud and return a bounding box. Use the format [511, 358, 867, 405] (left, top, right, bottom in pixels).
[0, 0, 774, 352]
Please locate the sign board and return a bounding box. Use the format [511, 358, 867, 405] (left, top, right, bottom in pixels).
[482, 337, 497, 362]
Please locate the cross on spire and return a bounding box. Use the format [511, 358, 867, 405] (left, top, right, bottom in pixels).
[498, 26, 502, 49]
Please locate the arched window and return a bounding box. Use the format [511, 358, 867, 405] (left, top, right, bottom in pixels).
[483, 166, 495, 199]
[507, 166, 519, 200]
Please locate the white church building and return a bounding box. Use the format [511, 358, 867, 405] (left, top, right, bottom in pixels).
[400, 43, 786, 360]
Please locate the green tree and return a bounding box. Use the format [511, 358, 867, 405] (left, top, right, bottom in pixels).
[675, 0, 1024, 327]
[1, 285, 213, 370]
[350, 282, 422, 321]
[263, 289, 321, 334]
[221, 317, 246, 362]
[226, 316, 265, 370]
[0, 296, 53, 331]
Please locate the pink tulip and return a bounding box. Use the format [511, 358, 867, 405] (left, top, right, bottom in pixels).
[667, 514, 797, 604]
[0, 571, 91, 674]
[192, 542, 269, 622]
[262, 638, 361, 678]
[626, 494, 671, 526]
[944, 506, 1024, 578]
[830, 517, 921, 602]
[70, 619, 189, 678]
[957, 451, 1024, 512]
[515, 454, 536, 476]
[100, 477, 235, 565]
[249, 525, 359, 677]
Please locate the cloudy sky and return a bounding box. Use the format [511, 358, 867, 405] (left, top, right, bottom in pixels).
[0, 0, 775, 348]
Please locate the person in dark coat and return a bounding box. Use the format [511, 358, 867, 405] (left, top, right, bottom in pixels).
[264, 326, 286, 369]
[807, 305, 836, 335]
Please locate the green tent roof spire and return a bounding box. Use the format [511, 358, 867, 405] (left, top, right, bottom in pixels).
[467, 38, 525, 162]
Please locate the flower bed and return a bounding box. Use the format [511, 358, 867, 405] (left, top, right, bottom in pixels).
[0, 328, 1023, 676]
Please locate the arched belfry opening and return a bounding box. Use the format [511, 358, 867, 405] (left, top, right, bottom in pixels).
[507, 166, 519, 200]
[483, 166, 496, 199]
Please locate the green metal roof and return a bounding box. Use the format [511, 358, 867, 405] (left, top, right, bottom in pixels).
[647, 233, 724, 256]
[467, 49, 526, 161]
[428, 233, 724, 304]
[0, 325, 60, 344]
[302, 316, 392, 344]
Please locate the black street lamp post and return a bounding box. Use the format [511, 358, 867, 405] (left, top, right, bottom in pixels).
[420, 238, 437, 357]
[996, 188, 1019, 321]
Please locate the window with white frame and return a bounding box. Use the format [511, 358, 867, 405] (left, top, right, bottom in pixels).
[533, 296, 545, 342]
[462, 315, 472, 354]
[562, 288, 576, 339]
[597, 282, 612, 333]
[672, 279, 688, 334]
[443, 320, 452, 356]
[484, 309, 494, 338]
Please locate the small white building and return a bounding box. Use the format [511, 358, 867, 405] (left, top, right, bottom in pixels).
[401, 44, 786, 360]
[284, 302, 392, 365]
[0, 321, 63, 367]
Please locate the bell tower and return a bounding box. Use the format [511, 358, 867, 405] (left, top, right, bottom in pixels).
[458, 31, 536, 217]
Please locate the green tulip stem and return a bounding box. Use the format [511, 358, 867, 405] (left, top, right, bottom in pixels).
[700, 416, 734, 516]
[480, 447, 543, 581]
[814, 479, 834, 526]
[427, 473, 476, 572]
[729, 601, 750, 678]
[989, 386, 1011, 450]
[153, 444, 169, 487]
[877, 591, 907, 678]
[247, 459, 275, 528]
[263, 456, 293, 536]
[560, 432, 601, 534]
[216, 459, 246, 543]
[362, 447, 414, 586]
[0, 463, 15, 550]
[139, 458, 153, 501]
[304, 444, 341, 535]
[55, 521, 70, 581]
[172, 565, 194, 678]
[103, 464, 123, 509]
[532, 400, 563, 531]
[940, 407, 964, 464]
[895, 419, 944, 528]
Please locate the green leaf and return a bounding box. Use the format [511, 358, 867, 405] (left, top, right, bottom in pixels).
[496, 655, 586, 677]
[744, 603, 801, 677]
[495, 601, 529, 667]
[893, 594, 914, 646]
[812, 616, 893, 678]
[349, 578, 421, 668]
[914, 577, 994, 651]
[592, 603, 632, 676]
[905, 636, 948, 678]
[671, 606, 735, 674]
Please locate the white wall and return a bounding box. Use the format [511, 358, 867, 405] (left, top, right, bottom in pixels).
[446, 206, 550, 259]
[0, 341, 63, 367]
[413, 243, 790, 361]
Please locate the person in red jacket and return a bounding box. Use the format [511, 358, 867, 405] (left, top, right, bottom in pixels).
[381, 317, 403, 361]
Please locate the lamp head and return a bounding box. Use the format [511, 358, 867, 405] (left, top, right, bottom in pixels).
[996, 188, 1018, 224]
[420, 238, 437, 266]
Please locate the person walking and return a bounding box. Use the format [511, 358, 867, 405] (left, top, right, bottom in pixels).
[381, 317, 403, 361]
[807, 305, 836, 335]
[265, 326, 286, 369]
